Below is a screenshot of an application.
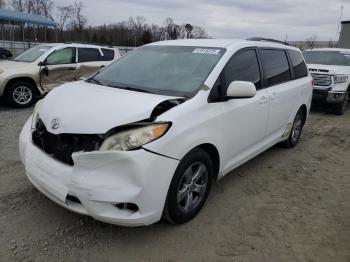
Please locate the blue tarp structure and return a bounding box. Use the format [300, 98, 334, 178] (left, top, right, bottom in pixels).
[0, 9, 56, 27]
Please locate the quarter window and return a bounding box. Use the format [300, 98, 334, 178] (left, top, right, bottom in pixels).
[46, 48, 75, 65]
[288, 50, 308, 79]
[101, 48, 115, 61]
[223, 49, 262, 90]
[78, 48, 102, 63]
[260, 49, 291, 86]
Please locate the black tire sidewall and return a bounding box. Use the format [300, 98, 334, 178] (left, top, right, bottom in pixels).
[288, 109, 304, 147]
[6, 81, 36, 108]
[164, 148, 214, 224]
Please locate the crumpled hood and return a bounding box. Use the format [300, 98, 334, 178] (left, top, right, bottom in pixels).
[308, 64, 350, 75]
[0, 60, 30, 70]
[39, 81, 175, 134]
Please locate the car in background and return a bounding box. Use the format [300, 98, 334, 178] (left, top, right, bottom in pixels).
[303, 48, 350, 115]
[0, 43, 120, 107]
[0, 47, 12, 59]
[19, 39, 312, 226]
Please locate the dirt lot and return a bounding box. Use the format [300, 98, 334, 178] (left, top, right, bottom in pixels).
[0, 101, 349, 262]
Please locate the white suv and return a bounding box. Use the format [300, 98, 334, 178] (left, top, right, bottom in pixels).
[303, 48, 350, 115]
[19, 39, 312, 226]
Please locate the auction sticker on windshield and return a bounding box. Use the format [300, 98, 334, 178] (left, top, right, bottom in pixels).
[193, 48, 221, 55]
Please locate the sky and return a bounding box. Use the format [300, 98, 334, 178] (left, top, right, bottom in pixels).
[57, 0, 350, 41]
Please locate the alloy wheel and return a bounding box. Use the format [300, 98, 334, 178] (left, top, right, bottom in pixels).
[12, 86, 33, 105]
[177, 162, 208, 213]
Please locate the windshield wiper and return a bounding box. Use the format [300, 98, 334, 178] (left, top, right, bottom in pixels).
[122, 86, 154, 94]
[87, 78, 103, 85]
[105, 84, 153, 94]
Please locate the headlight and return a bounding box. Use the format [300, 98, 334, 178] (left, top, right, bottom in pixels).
[31, 100, 42, 130]
[334, 74, 349, 84]
[99, 122, 170, 151]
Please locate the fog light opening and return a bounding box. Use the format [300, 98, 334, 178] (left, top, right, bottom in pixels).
[115, 202, 139, 212]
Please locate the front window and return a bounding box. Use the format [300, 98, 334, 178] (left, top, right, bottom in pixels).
[46, 48, 76, 65]
[14, 45, 51, 62]
[90, 46, 225, 97]
[303, 51, 350, 66]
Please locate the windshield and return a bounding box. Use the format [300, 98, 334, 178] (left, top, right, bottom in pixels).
[90, 45, 225, 97]
[303, 51, 350, 66]
[15, 45, 51, 62]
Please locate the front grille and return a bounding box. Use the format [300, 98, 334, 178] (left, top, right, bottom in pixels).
[32, 119, 102, 165]
[311, 73, 332, 87]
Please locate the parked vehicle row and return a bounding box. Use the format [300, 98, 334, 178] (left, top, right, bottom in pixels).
[19, 39, 313, 226]
[0, 47, 12, 59]
[303, 48, 350, 115]
[0, 43, 120, 107]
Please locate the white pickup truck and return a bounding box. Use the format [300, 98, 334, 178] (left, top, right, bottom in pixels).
[303, 48, 350, 115]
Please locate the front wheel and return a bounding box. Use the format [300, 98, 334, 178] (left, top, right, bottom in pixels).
[163, 148, 213, 224]
[281, 108, 305, 148]
[333, 92, 348, 115]
[5, 81, 37, 108]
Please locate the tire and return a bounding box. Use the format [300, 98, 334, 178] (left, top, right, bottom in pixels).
[163, 148, 214, 224]
[0, 53, 7, 59]
[5, 81, 37, 108]
[333, 92, 348, 115]
[281, 108, 305, 148]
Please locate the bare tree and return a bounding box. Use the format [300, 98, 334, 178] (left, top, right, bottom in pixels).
[69, 1, 87, 31]
[40, 0, 54, 20]
[305, 35, 318, 49]
[56, 5, 73, 33]
[0, 0, 7, 9]
[11, 0, 25, 12]
[191, 26, 208, 39]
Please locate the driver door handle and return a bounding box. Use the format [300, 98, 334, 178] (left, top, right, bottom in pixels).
[67, 67, 76, 71]
[259, 96, 269, 104]
[270, 92, 277, 101]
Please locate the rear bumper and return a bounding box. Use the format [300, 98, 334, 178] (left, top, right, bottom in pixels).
[19, 118, 180, 226]
[313, 89, 347, 104]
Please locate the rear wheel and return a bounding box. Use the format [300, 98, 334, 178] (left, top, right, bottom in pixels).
[333, 92, 348, 115]
[5, 81, 37, 108]
[282, 108, 305, 148]
[163, 148, 213, 224]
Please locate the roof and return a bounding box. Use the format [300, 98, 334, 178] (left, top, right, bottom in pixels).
[306, 48, 350, 52]
[35, 43, 117, 50]
[0, 9, 56, 27]
[148, 39, 299, 51]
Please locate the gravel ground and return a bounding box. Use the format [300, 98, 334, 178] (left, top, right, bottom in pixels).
[0, 100, 349, 262]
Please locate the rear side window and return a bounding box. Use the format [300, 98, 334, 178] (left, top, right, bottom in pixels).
[78, 48, 101, 63]
[260, 49, 291, 87]
[223, 49, 262, 90]
[288, 50, 308, 79]
[101, 48, 115, 61]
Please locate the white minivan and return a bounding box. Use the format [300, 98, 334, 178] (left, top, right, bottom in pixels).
[19, 39, 312, 226]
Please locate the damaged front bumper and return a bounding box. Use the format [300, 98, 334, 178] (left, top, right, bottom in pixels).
[19, 118, 180, 226]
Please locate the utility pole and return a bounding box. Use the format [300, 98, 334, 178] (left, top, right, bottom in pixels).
[336, 5, 344, 41]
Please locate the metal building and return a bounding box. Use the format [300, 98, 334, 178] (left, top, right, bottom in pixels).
[338, 21, 350, 48]
[0, 9, 57, 42]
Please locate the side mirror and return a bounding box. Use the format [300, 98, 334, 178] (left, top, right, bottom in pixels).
[38, 61, 47, 67]
[226, 81, 256, 98]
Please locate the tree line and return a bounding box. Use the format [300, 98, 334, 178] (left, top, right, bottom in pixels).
[0, 0, 209, 46]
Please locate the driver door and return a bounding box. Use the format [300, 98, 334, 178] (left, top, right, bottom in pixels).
[40, 47, 77, 91]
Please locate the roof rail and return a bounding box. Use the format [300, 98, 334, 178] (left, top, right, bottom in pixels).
[247, 37, 290, 46]
[65, 41, 114, 48]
